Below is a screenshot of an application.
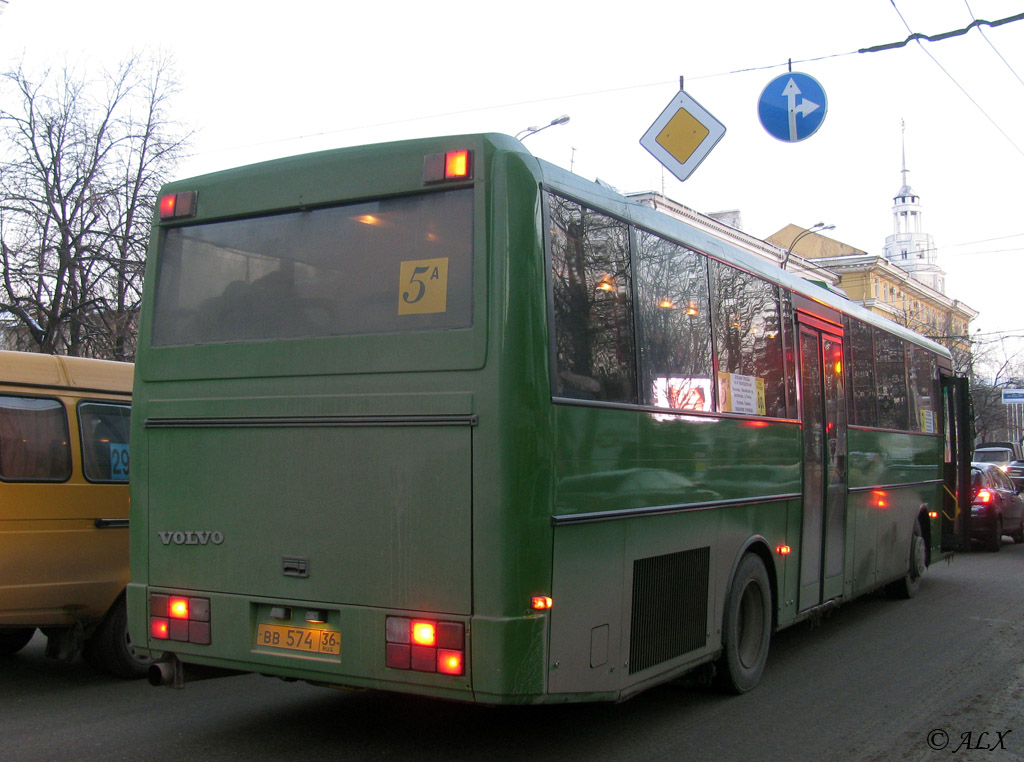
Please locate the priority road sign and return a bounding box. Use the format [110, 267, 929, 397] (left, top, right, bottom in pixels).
[640, 90, 726, 182]
[758, 72, 827, 143]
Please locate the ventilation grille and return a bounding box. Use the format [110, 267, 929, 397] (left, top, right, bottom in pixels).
[629, 547, 710, 675]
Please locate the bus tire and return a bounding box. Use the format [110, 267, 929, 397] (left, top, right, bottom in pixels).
[84, 597, 152, 679]
[0, 627, 36, 656]
[885, 519, 926, 599]
[716, 553, 772, 694]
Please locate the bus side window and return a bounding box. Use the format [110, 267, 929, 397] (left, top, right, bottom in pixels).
[0, 395, 72, 482]
[78, 402, 131, 483]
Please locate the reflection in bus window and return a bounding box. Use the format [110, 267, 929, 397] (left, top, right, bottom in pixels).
[635, 230, 713, 412]
[908, 343, 938, 433]
[0, 396, 71, 482]
[548, 194, 636, 404]
[875, 329, 909, 430]
[846, 316, 878, 427]
[710, 261, 788, 418]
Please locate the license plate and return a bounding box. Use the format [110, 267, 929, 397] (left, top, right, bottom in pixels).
[256, 624, 341, 656]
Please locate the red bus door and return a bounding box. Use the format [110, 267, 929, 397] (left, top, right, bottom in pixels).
[798, 326, 848, 611]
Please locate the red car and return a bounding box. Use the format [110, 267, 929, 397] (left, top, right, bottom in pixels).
[970, 462, 1024, 551]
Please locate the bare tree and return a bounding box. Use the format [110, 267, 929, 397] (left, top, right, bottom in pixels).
[0, 53, 190, 360]
[969, 336, 1024, 445]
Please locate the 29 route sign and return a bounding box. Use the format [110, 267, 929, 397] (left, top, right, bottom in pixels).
[640, 91, 726, 182]
[758, 72, 827, 143]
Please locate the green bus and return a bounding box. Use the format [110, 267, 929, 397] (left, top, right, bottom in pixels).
[128, 133, 970, 703]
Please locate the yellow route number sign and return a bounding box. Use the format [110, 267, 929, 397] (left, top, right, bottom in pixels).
[398, 257, 449, 315]
[640, 91, 726, 182]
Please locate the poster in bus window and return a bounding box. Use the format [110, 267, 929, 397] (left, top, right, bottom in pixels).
[652, 377, 712, 412]
[717, 372, 766, 416]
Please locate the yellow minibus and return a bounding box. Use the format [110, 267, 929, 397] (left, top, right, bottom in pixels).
[0, 350, 147, 677]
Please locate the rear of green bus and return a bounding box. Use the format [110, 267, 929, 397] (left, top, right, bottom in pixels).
[128, 134, 555, 703]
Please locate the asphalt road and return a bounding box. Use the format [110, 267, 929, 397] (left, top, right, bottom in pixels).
[4, 544, 1024, 762]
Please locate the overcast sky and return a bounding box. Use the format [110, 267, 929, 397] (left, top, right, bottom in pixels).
[3, 0, 1022, 368]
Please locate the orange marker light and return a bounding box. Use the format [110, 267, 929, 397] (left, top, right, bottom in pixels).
[445, 150, 470, 179]
[776, 545, 792, 555]
[412, 621, 436, 647]
[168, 597, 190, 619]
[928, 511, 939, 519]
[531, 596, 554, 610]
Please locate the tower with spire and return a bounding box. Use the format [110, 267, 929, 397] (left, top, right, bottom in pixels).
[883, 121, 945, 293]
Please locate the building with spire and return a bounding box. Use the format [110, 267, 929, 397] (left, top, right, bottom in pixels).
[882, 122, 944, 293]
[765, 126, 975, 368]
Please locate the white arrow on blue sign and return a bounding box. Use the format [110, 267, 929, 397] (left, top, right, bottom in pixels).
[758, 72, 827, 143]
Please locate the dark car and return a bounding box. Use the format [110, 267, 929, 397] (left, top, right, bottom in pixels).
[970, 462, 1024, 551]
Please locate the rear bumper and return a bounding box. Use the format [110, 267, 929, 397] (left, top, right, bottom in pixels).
[127, 584, 550, 704]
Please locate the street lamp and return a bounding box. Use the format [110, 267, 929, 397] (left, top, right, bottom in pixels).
[781, 222, 835, 271]
[516, 115, 570, 141]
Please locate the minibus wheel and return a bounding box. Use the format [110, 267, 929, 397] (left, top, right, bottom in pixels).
[84, 597, 153, 679]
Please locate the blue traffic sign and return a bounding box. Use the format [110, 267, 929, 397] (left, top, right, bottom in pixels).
[758, 72, 827, 143]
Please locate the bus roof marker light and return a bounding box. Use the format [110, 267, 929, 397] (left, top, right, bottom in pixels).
[158, 190, 197, 220]
[445, 150, 471, 179]
[423, 150, 474, 184]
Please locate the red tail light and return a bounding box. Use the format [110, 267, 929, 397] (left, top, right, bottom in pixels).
[385, 616, 465, 676]
[412, 621, 436, 647]
[976, 488, 994, 504]
[150, 593, 211, 645]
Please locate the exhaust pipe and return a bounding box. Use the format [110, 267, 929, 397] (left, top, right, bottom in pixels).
[148, 657, 183, 688]
[148, 655, 243, 688]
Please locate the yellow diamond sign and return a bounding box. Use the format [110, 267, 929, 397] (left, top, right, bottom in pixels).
[640, 91, 726, 182]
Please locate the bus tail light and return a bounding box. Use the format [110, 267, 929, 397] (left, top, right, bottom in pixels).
[150, 593, 211, 645]
[385, 616, 465, 675]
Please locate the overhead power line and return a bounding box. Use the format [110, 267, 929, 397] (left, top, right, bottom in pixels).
[859, 10, 1024, 53]
[884, 3, 1024, 158]
[185, 12, 1024, 163]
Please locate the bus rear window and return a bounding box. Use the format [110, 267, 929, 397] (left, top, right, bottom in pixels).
[151, 188, 473, 346]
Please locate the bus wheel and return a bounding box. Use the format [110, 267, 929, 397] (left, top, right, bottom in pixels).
[84, 597, 153, 679]
[0, 627, 36, 656]
[716, 553, 772, 694]
[886, 520, 926, 599]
